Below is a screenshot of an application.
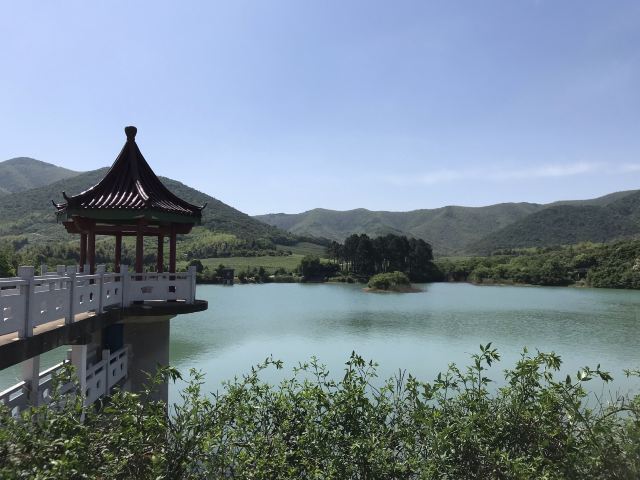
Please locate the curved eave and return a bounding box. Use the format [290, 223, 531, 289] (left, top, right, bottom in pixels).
[56, 207, 202, 226]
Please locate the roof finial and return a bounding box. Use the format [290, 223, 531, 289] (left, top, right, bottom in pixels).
[125, 126, 137, 141]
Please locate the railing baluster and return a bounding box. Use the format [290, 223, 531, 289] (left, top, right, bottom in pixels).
[67, 266, 76, 325]
[2, 263, 198, 340]
[96, 265, 105, 313]
[17, 266, 35, 338]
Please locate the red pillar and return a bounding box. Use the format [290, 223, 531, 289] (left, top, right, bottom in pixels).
[87, 226, 96, 274]
[169, 226, 177, 273]
[115, 233, 122, 273]
[136, 226, 144, 274]
[157, 235, 164, 273]
[79, 233, 87, 272]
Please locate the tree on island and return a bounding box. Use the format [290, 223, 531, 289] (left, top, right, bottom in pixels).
[327, 233, 438, 282]
[367, 271, 414, 291]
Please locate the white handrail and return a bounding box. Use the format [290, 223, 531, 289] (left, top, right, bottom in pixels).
[0, 346, 130, 417]
[0, 265, 197, 339]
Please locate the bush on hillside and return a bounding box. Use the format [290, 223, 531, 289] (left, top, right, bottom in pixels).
[437, 239, 640, 288]
[298, 255, 339, 280]
[367, 271, 411, 290]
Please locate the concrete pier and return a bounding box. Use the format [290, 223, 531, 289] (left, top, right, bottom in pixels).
[123, 315, 173, 403]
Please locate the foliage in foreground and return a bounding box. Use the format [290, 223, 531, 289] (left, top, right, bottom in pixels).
[1, 348, 640, 479]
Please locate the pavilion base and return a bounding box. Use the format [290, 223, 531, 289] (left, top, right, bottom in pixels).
[121, 315, 175, 403]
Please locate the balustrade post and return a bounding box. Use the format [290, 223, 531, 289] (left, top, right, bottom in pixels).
[17, 266, 34, 338]
[71, 345, 88, 406]
[21, 355, 40, 407]
[66, 266, 77, 325]
[103, 349, 112, 391]
[121, 265, 129, 307]
[57, 266, 67, 304]
[96, 265, 105, 313]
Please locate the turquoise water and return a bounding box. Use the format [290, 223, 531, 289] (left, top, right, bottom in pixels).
[169, 283, 640, 402]
[3, 283, 639, 402]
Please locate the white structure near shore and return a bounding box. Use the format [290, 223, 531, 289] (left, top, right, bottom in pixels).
[0, 264, 200, 416]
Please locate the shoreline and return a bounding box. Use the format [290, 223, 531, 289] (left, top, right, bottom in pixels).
[363, 285, 423, 293]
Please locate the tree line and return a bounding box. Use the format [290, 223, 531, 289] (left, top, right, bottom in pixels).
[436, 239, 640, 288]
[326, 233, 438, 281]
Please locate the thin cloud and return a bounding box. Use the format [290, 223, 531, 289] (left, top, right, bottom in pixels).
[383, 162, 620, 186]
[619, 163, 640, 173]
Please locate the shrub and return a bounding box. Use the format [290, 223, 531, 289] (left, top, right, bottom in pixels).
[1, 349, 639, 478]
[368, 271, 411, 290]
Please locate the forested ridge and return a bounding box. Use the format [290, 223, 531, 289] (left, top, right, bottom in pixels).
[256, 190, 640, 256]
[0, 163, 307, 272]
[0, 157, 79, 195]
[437, 239, 640, 289]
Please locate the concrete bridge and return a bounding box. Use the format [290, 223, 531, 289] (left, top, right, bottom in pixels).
[0, 264, 207, 416]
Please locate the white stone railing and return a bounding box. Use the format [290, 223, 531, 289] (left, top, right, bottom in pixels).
[0, 265, 197, 339]
[0, 345, 129, 417]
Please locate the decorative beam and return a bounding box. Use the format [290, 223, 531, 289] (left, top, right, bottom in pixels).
[63, 217, 193, 236]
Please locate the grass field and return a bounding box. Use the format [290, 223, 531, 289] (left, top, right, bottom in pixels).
[177, 242, 329, 274]
[276, 242, 327, 257]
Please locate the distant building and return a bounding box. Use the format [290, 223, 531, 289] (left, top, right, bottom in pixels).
[221, 268, 234, 285]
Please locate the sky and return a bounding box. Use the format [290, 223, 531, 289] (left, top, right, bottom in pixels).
[1, 1, 639, 215]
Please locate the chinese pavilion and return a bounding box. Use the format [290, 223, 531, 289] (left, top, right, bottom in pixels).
[54, 126, 205, 274]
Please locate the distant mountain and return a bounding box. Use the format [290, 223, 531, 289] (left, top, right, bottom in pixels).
[470, 190, 640, 254]
[255, 190, 640, 256]
[256, 204, 542, 255]
[0, 168, 294, 245]
[0, 157, 79, 195]
[3, 156, 638, 258]
[548, 190, 639, 208]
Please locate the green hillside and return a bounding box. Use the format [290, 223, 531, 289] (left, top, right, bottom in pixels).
[0, 157, 79, 195]
[549, 189, 639, 207]
[256, 204, 543, 256]
[3, 156, 638, 260]
[0, 168, 295, 247]
[469, 191, 640, 254]
[255, 190, 640, 256]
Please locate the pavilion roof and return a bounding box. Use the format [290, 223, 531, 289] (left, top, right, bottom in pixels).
[54, 126, 204, 225]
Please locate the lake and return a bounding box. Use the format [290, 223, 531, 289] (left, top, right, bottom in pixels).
[169, 282, 640, 402]
[2, 283, 640, 402]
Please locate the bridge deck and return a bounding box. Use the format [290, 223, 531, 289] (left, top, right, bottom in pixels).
[0, 311, 96, 348]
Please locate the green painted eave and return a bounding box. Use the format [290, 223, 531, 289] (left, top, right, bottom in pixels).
[57, 207, 201, 226]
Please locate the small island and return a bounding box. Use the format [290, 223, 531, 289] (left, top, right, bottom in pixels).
[365, 271, 422, 293]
